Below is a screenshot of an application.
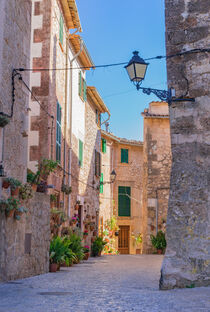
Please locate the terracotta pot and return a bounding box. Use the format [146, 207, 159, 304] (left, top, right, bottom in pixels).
[83, 235, 88, 239]
[2, 180, 10, 189]
[32, 184, 37, 192]
[93, 230, 97, 236]
[98, 251, 102, 257]
[14, 210, 23, 220]
[50, 263, 58, 272]
[157, 249, 162, 255]
[75, 204, 79, 210]
[90, 226, 94, 231]
[91, 237, 95, 243]
[5, 209, 14, 218]
[84, 252, 90, 260]
[11, 188, 19, 196]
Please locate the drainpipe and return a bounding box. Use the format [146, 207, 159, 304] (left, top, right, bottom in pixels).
[101, 112, 110, 127]
[67, 38, 84, 217]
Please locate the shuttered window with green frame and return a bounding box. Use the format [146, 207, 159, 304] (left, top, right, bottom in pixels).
[56, 102, 62, 162]
[102, 139, 106, 153]
[59, 15, 64, 45]
[78, 71, 87, 101]
[79, 139, 83, 167]
[118, 186, 131, 216]
[121, 148, 128, 163]
[100, 173, 103, 194]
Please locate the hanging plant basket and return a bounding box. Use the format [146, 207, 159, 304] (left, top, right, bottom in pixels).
[0, 115, 9, 128]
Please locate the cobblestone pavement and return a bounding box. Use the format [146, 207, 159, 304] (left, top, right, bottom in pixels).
[0, 255, 209, 312]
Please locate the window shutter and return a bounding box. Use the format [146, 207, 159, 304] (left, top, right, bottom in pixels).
[79, 72, 82, 97]
[121, 149, 128, 163]
[56, 102, 62, 162]
[83, 79, 87, 102]
[95, 150, 101, 176]
[100, 173, 103, 194]
[59, 15, 63, 45]
[102, 139, 106, 153]
[96, 109, 98, 124]
[79, 140, 83, 167]
[118, 186, 131, 216]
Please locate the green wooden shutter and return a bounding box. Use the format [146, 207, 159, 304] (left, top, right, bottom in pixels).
[118, 186, 131, 216]
[100, 173, 103, 194]
[102, 139, 106, 153]
[79, 72, 82, 96]
[59, 15, 63, 45]
[96, 109, 98, 124]
[121, 149, 128, 163]
[79, 140, 83, 167]
[83, 79, 87, 101]
[56, 102, 61, 162]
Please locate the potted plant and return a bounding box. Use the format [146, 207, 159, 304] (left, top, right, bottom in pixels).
[0, 115, 9, 127]
[3, 177, 22, 195]
[91, 236, 107, 257]
[27, 171, 38, 191]
[61, 183, 72, 195]
[83, 230, 88, 239]
[83, 245, 90, 260]
[49, 236, 66, 272]
[150, 230, 166, 254]
[35, 159, 58, 193]
[2, 178, 10, 189]
[14, 206, 28, 220]
[5, 197, 20, 218]
[19, 183, 33, 201]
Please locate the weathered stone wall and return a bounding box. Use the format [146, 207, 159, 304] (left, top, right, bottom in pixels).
[141, 102, 171, 253]
[160, 0, 210, 289]
[0, 193, 50, 281]
[0, 0, 31, 181]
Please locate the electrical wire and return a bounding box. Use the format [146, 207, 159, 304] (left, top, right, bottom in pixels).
[16, 48, 210, 72]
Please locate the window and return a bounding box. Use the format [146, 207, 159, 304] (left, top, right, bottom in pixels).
[78, 71, 87, 101]
[79, 139, 83, 167]
[56, 102, 61, 162]
[118, 186, 131, 216]
[100, 173, 103, 194]
[95, 150, 101, 177]
[102, 139, 106, 153]
[59, 15, 64, 46]
[96, 109, 98, 124]
[121, 148, 128, 163]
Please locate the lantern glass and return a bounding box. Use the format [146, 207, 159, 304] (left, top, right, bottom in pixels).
[125, 51, 148, 84]
[110, 170, 116, 183]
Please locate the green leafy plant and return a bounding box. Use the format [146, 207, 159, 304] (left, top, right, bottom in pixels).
[14, 206, 28, 220]
[50, 194, 57, 202]
[5, 177, 22, 190]
[19, 183, 33, 200]
[27, 171, 37, 185]
[50, 236, 67, 264]
[66, 232, 84, 262]
[0, 115, 9, 127]
[91, 236, 107, 257]
[150, 231, 166, 251]
[61, 183, 72, 195]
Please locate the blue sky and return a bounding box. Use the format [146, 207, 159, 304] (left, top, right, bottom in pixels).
[76, 0, 167, 141]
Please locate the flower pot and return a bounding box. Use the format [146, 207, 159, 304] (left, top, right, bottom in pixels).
[93, 230, 97, 236]
[84, 252, 90, 260]
[98, 251, 102, 257]
[5, 209, 14, 218]
[31, 184, 37, 192]
[14, 210, 23, 220]
[83, 235, 88, 240]
[11, 188, 19, 196]
[90, 226, 94, 231]
[157, 249, 163, 255]
[75, 204, 79, 210]
[50, 263, 58, 272]
[2, 180, 10, 189]
[37, 182, 47, 193]
[91, 237, 95, 243]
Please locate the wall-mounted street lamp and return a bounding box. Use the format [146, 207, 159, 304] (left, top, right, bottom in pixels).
[125, 51, 195, 104]
[100, 169, 116, 185]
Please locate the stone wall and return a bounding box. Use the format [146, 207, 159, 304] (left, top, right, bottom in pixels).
[160, 0, 210, 289]
[141, 102, 171, 253]
[0, 0, 31, 181]
[0, 193, 50, 281]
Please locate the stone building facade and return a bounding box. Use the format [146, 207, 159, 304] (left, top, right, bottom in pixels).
[0, 0, 51, 281]
[141, 102, 171, 253]
[100, 131, 143, 254]
[160, 0, 210, 289]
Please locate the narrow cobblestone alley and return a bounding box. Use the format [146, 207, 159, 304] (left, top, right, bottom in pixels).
[0, 255, 209, 312]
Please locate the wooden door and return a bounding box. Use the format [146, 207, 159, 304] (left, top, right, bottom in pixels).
[118, 226, 130, 254]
